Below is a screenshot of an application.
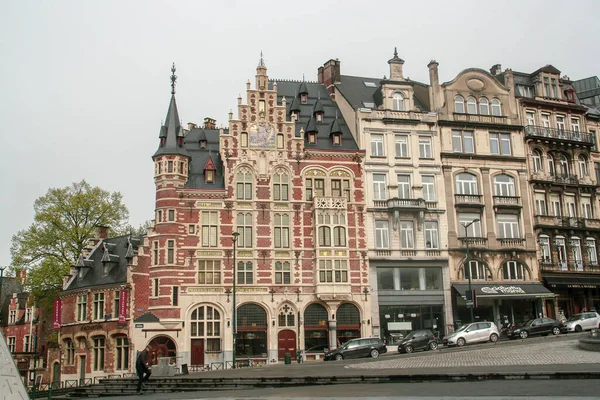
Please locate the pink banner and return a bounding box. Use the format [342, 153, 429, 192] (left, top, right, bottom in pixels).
[53, 298, 61, 329]
[119, 290, 128, 324]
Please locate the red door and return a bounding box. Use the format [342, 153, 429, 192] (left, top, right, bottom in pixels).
[277, 330, 296, 360]
[191, 339, 204, 365]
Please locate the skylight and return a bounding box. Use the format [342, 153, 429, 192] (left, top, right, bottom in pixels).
[363, 81, 377, 88]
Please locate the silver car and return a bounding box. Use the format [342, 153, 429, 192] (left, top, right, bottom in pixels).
[562, 312, 600, 333]
[443, 322, 500, 347]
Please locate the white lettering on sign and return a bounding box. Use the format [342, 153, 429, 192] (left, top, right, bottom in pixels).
[480, 286, 526, 294]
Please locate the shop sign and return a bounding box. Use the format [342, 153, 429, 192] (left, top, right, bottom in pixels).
[567, 284, 597, 289]
[246, 333, 256, 340]
[481, 286, 526, 295]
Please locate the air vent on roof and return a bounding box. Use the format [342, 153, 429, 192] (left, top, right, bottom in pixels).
[363, 82, 377, 88]
[363, 102, 375, 108]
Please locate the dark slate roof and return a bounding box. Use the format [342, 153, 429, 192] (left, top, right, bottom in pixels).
[312, 98, 325, 115]
[272, 80, 359, 151]
[64, 234, 143, 291]
[134, 311, 160, 323]
[153, 95, 189, 159]
[182, 128, 226, 189]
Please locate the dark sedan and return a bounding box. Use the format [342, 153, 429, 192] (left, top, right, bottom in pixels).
[397, 330, 438, 353]
[323, 337, 387, 361]
[506, 317, 562, 339]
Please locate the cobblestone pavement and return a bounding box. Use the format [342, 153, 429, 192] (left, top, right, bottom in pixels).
[349, 339, 600, 369]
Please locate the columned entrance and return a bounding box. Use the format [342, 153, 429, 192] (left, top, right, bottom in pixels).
[277, 329, 296, 360]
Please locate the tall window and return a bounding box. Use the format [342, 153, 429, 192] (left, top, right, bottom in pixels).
[465, 260, 487, 280]
[503, 261, 525, 280]
[65, 339, 75, 365]
[395, 135, 408, 157]
[548, 154, 556, 176]
[539, 235, 551, 262]
[318, 225, 331, 247]
[479, 97, 489, 115]
[582, 200, 593, 219]
[559, 154, 570, 175]
[535, 193, 547, 215]
[490, 133, 511, 155]
[373, 174, 388, 200]
[238, 261, 253, 284]
[317, 212, 346, 247]
[571, 237, 583, 270]
[425, 221, 439, 249]
[198, 260, 221, 284]
[273, 171, 289, 201]
[236, 168, 253, 200]
[305, 176, 324, 200]
[491, 99, 502, 116]
[422, 175, 436, 201]
[541, 114, 551, 129]
[77, 294, 87, 322]
[371, 134, 384, 156]
[202, 211, 218, 247]
[571, 118, 580, 132]
[458, 213, 482, 237]
[455, 173, 478, 195]
[275, 261, 291, 284]
[274, 214, 290, 248]
[587, 238, 598, 265]
[419, 136, 432, 158]
[454, 95, 465, 113]
[93, 337, 105, 371]
[25, 308, 31, 322]
[466, 96, 477, 114]
[375, 220, 390, 249]
[497, 214, 520, 239]
[494, 174, 516, 197]
[172, 286, 179, 306]
[115, 337, 130, 370]
[452, 130, 474, 153]
[190, 306, 222, 352]
[526, 111, 535, 126]
[153, 241, 158, 265]
[236, 212, 253, 248]
[167, 240, 174, 263]
[153, 278, 159, 297]
[400, 221, 414, 249]
[168, 209, 175, 221]
[113, 290, 120, 316]
[24, 335, 31, 353]
[392, 92, 404, 111]
[397, 175, 411, 199]
[331, 178, 350, 201]
[93, 293, 105, 320]
[9, 310, 16, 324]
[7, 337, 15, 353]
[532, 150, 543, 172]
[556, 116, 566, 133]
[578, 155, 588, 177]
[318, 260, 348, 283]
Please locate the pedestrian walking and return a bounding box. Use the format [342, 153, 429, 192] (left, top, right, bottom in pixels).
[136, 345, 152, 394]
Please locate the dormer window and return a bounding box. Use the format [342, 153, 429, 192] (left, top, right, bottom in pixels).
[206, 169, 214, 183]
[292, 111, 300, 121]
[565, 89, 576, 103]
[332, 133, 342, 146]
[392, 92, 405, 111]
[316, 112, 323, 122]
[160, 138, 166, 146]
[200, 140, 207, 149]
[308, 132, 317, 144]
[300, 93, 308, 104]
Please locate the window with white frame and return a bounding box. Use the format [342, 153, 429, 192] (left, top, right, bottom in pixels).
[375, 220, 390, 249]
[490, 133, 511, 155]
[8, 310, 16, 324]
[93, 337, 105, 371]
[425, 221, 439, 249]
[397, 174, 411, 199]
[236, 168, 253, 200]
[465, 260, 487, 280]
[115, 337, 129, 370]
[548, 154, 556, 175]
[400, 221, 414, 249]
[422, 175, 436, 202]
[497, 214, 520, 239]
[93, 293, 105, 320]
[373, 174, 387, 200]
[371, 134, 384, 157]
[503, 261, 525, 280]
[197, 260, 221, 284]
[535, 193, 547, 215]
[458, 213, 482, 237]
[571, 118, 580, 133]
[544, 77, 551, 97]
[275, 261, 291, 284]
[452, 130, 474, 153]
[526, 111, 535, 126]
[25, 308, 31, 322]
[455, 173, 478, 195]
[273, 170, 289, 201]
[318, 259, 348, 283]
[202, 211, 218, 247]
[190, 305, 222, 352]
[532, 150, 543, 172]
[550, 195, 561, 216]
[395, 135, 409, 157]
[392, 92, 405, 111]
[466, 96, 477, 114]
[479, 97, 489, 115]
[587, 238, 598, 265]
[541, 114, 551, 128]
[551, 78, 559, 99]
[419, 136, 432, 158]
[274, 213, 290, 248]
[582, 199, 593, 219]
[236, 212, 252, 248]
[571, 237, 583, 270]
[491, 98, 502, 116]
[556, 236, 567, 266]
[7, 337, 15, 352]
[167, 239, 174, 263]
[559, 154, 570, 175]
[556, 116, 566, 133]
[77, 294, 87, 321]
[454, 95, 465, 113]
[237, 261, 253, 284]
[539, 235, 551, 262]
[153, 278, 159, 297]
[578, 155, 588, 177]
[565, 195, 576, 217]
[494, 174, 516, 197]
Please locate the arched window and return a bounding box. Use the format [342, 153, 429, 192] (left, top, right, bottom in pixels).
[304, 303, 329, 350]
[392, 92, 404, 111]
[464, 260, 489, 281]
[466, 96, 477, 114]
[494, 174, 516, 197]
[479, 97, 489, 115]
[455, 173, 478, 195]
[547, 154, 555, 176]
[278, 304, 295, 327]
[586, 238, 598, 265]
[532, 150, 543, 173]
[491, 98, 502, 116]
[578, 155, 588, 177]
[571, 237, 583, 271]
[191, 305, 221, 352]
[236, 167, 253, 200]
[336, 303, 361, 344]
[559, 154, 570, 175]
[502, 261, 527, 280]
[318, 226, 331, 246]
[454, 95, 465, 113]
[236, 304, 267, 357]
[539, 235, 551, 262]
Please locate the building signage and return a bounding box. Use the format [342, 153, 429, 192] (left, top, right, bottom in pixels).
[53, 298, 62, 330]
[236, 287, 268, 293]
[480, 286, 526, 294]
[81, 324, 103, 331]
[119, 289, 128, 324]
[195, 202, 220, 208]
[196, 251, 222, 257]
[187, 287, 223, 293]
[135, 324, 144, 328]
[567, 284, 598, 289]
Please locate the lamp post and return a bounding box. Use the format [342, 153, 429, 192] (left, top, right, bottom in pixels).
[462, 218, 480, 323]
[231, 231, 240, 369]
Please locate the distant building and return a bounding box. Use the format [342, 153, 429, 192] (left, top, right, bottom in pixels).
[573, 76, 600, 107]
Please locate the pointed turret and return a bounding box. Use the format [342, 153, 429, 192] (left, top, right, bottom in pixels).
[154, 63, 188, 159]
[313, 98, 325, 121]
[329, 115, 342, 135]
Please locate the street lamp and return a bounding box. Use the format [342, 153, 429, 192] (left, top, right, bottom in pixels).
[462, 218, 480, 323]
[231, 231, 240, 369]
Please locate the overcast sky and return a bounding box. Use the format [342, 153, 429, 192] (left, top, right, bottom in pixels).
[1, 0, 599, 267]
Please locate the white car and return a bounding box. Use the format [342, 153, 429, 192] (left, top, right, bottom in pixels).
[562, 312, 600, 333]
[443, 322, 500, 347]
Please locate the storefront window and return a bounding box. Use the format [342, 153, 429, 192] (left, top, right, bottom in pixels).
[236, 304, 267, 357]
[304, 303, 329, 350]
[425, 269, 442, 290]
[379, 305, 444, 344]
[377, 268, 394, 290]
[399, 268, 420, 290]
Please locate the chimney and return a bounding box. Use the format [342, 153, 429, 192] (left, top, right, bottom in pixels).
[428, 60, 440, 111]
[96, 225, 109, 239]
[15, 269, 27, 284]
[490, 64, 502, 76]
[204, 117, 216, 129]
[318, 59, 341, 95]
[187, 122, 197, 130]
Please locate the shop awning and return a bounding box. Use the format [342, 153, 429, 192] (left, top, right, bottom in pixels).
[544, 276, 600, 289]
[453, 283, 555, 299]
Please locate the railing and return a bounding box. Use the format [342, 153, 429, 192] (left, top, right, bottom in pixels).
[399, 250, 417, 257]
[314, 196, 347, 210]
[498, 238, 525, 247]
[454, 194, 483, 205]
[453, 113, 508, 124]
[374, 198, 431, 211]
[553, 174, 579, 185]
[538, 260, 600, 273]
[493, 196, 521, 206]
[425, 201, 438, 209]
[375, 250, 392, 257]
[459, 237, 488, 247]
[534, 215, 600, 229]
[371, 249, 445, 258]
[425, 250, 442, 257]
[371, 110, 425, 121]
[524, 125, 594, 144]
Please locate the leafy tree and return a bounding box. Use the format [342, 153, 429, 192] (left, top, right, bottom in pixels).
[10, 180, 129, 297]
[112, 220, 152, 237]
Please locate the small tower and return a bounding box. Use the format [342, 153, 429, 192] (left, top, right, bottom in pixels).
[388, 47, 405, 81]
[256, 51, 268, 91]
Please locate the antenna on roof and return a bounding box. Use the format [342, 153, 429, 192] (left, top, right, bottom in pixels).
[170, 63, 177, 95]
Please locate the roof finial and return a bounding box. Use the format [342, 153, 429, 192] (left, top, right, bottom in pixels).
[170, 63, 177, 95]
[303, 73, 305, 81]
[394, 47, 398, 58]
[258, 51, 265, 67]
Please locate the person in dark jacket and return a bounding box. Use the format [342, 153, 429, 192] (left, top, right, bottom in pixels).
[136, 345, 152, 394]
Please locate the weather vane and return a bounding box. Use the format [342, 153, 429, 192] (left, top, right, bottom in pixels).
[170, 63, 177, 95]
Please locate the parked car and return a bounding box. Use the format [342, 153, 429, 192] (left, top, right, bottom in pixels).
[506, 318, 562, 339]
[305, 344, 329, 353]
[561, 312, 600, 333]
[323, 337, 387, 361]
[443, 321, 500, 347]
[397, 330, 438, 353]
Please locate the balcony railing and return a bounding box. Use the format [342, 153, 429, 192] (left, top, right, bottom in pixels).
[524, 125, 594, 144]
[459, 237, 488, 247]
[453, 113, 508, 124]
[314, 196, 347, 210]
[371, 249, 446, 258]
[538, 260, 600, 273]
[455, 194, 483, 205]
[493, 196, 521, 206]
[534, 215, 600, 229]
[553, 174, 579, 185]
[498, 238, 525, 247]
[425, 201, 438, 209]
[374, 198, 429, 212]
[399, 250, 417, 257]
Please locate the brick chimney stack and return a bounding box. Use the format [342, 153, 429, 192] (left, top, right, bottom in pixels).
[428, 60, 440, 111]
[318, 59, 341, 96]
[204, 117, 216, 129]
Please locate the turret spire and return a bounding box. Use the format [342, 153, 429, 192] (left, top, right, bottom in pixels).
[258, 51, 265, 67]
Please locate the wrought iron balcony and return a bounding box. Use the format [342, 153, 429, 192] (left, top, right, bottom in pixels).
[553, 174, 579, 185]
[493, 196, 521, 207]
[524, 125, 594, 144]
[538, 260, 600, 273]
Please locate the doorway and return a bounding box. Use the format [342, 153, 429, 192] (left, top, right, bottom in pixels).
[277, 329, 296, 360]
[190, 339, 204, 366]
